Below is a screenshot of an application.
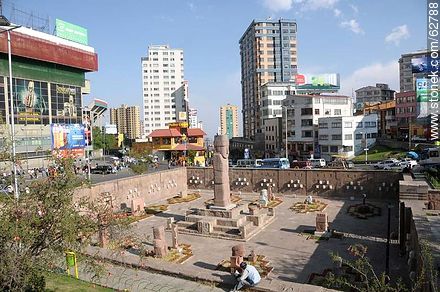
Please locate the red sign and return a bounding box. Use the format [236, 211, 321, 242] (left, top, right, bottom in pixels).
[295, 74, 305, 85]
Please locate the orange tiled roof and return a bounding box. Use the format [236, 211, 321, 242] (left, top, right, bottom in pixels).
[148, 128, 181, 138]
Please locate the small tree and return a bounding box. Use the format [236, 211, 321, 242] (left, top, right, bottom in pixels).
[323, 244, 408, 292]
[0, 154, 127, 291]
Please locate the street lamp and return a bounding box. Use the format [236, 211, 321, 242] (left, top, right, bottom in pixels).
[360, 131, 368, 165]
[0, 15, 21, 199]
[385, 203, 393, 281]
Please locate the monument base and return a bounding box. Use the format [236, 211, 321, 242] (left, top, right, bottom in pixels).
[177, 203, 275, 241]
[209, 204, 237, 211]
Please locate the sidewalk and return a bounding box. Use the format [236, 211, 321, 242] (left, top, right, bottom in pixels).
[79, 262, 226, 292]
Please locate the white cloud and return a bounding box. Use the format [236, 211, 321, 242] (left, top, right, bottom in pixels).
[340, 19, 364, 34]
[340, 61, 399, 97]
[262, 0, 293, 12]
[187, 2, 196, 11]
[302, 0, 339, 10]
[333, 8, 342, 17]
[385, 25, 410, 46]
[349, 4, 358, 14]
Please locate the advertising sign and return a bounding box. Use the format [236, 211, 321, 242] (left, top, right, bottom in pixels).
[51, 124, 86, 150]
[178, 111, 187, 121]
[13, 79, 49, 124]
[416, 78, 431, 118]
[295, 73, 340, 91]
[105, 124, 118, 135]
[411, 57, 431, 74]
[56, 19, 88, 45]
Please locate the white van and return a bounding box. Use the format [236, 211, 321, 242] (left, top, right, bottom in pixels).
[308, 158, 326, 168]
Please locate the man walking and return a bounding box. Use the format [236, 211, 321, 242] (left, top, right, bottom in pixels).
[230, 262, 261, 291]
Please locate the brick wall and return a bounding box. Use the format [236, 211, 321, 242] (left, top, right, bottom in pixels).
[75, 168, 187, 209]
[187, 167, 402, 200]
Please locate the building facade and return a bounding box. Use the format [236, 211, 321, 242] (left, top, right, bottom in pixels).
[240, 18, 298, 139]
[260, 82, 296, 120]
[318, 114, 378, 161]
[399, 50, 429, 92]
[141, 45, 185, 137]
[188, 108, 198, 128]
[363, 100, 397, 138]
[263, 117, 283, 157]
[281, 94, 353, 159]
[0, 25, 97, 168]
[109, 104, 141, 140]
[220, 104, 239, 139]
[355, 83, 395, 110]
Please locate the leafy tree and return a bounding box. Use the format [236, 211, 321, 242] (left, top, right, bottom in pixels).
[0, 154, 127, 291]
[92, 127, 118, 151]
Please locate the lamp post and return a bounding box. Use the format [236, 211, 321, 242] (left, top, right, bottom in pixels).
[0, 16, 21, 199]
[385, 203, 393, 281]
[281, 105, 291, 160]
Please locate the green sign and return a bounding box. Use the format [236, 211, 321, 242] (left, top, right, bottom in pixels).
[56, 19, 88, 45]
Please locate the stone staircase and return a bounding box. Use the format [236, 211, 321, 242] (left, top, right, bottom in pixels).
[399, 174, 429, 201]
[176, 204, 274, 241]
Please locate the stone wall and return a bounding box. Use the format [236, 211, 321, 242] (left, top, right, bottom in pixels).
[187, 167, 402, 200]
[427, 189, 440, 210]
[75, 168, 187, 210]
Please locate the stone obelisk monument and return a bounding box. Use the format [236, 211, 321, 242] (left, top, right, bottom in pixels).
[212, 134, 234, 209]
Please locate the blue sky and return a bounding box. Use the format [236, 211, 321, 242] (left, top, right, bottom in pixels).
[6, 0, 426, 138]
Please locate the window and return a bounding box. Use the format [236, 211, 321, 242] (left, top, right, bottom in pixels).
[319, 122, 328, 129]
[344, 122, 352, 128]
[344, 134, 353, 140]
[334, 109, 342, 115]
[315, 109, 320, 115]
[331, 122, 342, 128]
[356, 122, 363, 128]
[302, 131, 313, 138]
[365, 121, 377, 128]
[319, 135, 329, 140]
[301, 119, 313, 126]
[330, 146, 339, 152]
[355, 133, 363, 139]
[321, 146, 329, 153]
[301, 108, 313, 115]
[332, 134, 342, 140]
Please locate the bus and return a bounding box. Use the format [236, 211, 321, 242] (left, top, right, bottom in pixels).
[260, 158, 290, 169]
[235, 159, 263, 168]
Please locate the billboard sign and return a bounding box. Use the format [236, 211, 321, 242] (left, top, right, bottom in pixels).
[295, 73, 340, 91]
[178, 111, 187, 121]
[13, 79, 49, 124]
[51, 124, 86, 150]
[105, 124, 118, 135]
[411, 57, 431, 74]
[55, 19, 88, 45]
[416, 78, 432, 118]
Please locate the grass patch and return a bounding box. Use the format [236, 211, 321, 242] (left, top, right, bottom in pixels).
[167, 193, 201, 204]
[45, 272, 113, 291]
[290, 201, 328, 213]
[144, 204, 168, 215]
[352, 145, 406, 162]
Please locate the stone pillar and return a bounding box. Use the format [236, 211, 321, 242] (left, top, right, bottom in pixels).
[131, 198, 144, 216]
[231, 244, 245, 273]
[212, 135, 233, 209]
[171, 223, 179, 249]
[315, 213, 328, 233]
[153, 226, 168, 258]
[98, 215, 108, 248]
[259, 189, 268, 207]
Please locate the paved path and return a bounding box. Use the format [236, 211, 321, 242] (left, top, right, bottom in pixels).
[79, 262, 226, 292]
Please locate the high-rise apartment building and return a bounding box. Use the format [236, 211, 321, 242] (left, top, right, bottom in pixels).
[141, 45, 185, 137]
[399, 50, 429, 92]
[240, 18, 298, 139]
[109, 104, 141, 140]
[220, 104, 239, 139]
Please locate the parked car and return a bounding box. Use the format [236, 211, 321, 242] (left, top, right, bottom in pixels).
[383, 162, 404, 171]
[374, 159, 399, 169]
[91, 165, 113, 174]
[346, 160, 354, 169]
[308, 158, 326, 168]
[399, 158, 418, 169]
[291, 160, 312, 169]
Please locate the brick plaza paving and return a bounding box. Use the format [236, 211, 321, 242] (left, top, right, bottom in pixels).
[91, 191, 408, 291]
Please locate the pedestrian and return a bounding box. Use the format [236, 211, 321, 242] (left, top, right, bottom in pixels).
[230, 262, 261, 292]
